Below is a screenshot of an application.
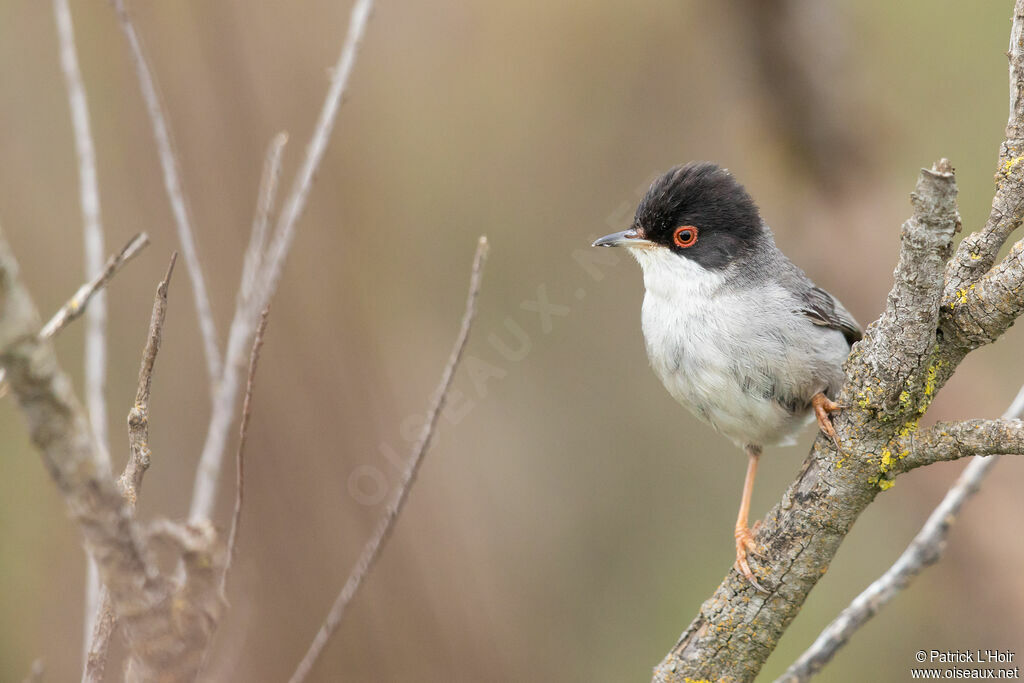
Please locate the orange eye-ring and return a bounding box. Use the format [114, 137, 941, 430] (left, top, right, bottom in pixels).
[673, 226, 698, 248]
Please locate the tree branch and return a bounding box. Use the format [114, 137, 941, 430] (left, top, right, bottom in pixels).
[0, 231, 225, 682]
[39, 232, 149, 340]
[654, 6, 1024, 679]
[944, 0, 1024, 296]
[777, 385, 1024, 682]
[653, 159, 962, 681]
[288, 236, 488, 683]
[189, 0, 376, 522]
[222, 306, 269, 594]
[111, 0, 221, 388]
[83, 253, 176, 683]
[893, 418, 1024, 473]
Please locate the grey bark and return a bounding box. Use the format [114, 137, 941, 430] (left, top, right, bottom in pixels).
[652, 4, 1024, 680]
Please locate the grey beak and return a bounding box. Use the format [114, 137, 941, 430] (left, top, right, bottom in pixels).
[592, 228, 653, 248]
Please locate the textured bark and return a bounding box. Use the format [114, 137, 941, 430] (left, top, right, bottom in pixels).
[653, 5, 1024, 678]
[653, 162, 967, 682]
[0, 231, 223, 683]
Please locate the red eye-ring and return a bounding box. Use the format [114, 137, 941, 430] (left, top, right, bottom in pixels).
[673, 226, 698, 248]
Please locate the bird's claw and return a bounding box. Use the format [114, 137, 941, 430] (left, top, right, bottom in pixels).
[812, 393, 843, 451]
[734, 524, 768, 593]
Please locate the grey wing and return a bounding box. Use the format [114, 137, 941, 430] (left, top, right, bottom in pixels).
[799, 286, 862, 347]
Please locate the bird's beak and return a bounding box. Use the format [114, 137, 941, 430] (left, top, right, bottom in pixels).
[592, 228, 655, 248]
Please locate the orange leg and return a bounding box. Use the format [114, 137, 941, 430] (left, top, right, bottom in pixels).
[734, 444, 766, 592]
[811, 392, 842, 446]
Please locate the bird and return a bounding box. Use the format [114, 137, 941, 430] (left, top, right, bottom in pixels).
[592, 162, 861, 591]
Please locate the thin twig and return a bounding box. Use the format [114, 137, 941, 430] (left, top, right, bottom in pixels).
[111, 0, 221, 387]
[52, 0, 111, 650]
[83, 253, 176, 683]
[222, 307, 269, 594]
[288, 236, 489, 683]
[40, 233, 149, 340]
[242, 133, 288, 298]
[777, 385, 1024, 682]
[189, 0, 376, 522]
[0, 233, 148, 393]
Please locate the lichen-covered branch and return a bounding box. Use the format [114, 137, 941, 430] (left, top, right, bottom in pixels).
[653, 160, 966, 682]
[778, 386, 1024, 683]
[893, 418, 1024, 473]
[653, 4, 1024, 679]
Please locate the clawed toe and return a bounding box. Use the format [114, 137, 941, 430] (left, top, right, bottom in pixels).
[812, 393, 843, 450]
[734, 525, 768, 592]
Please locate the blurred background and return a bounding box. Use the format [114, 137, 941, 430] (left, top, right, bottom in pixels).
[0, 0, 1021, 680]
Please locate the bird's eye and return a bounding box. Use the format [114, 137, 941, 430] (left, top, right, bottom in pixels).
[673, 226, 698, 248]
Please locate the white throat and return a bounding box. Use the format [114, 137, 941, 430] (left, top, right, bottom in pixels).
[628, 246, 725, 301]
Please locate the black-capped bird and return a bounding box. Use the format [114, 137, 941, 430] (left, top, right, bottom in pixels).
[593, 162, 861, 590]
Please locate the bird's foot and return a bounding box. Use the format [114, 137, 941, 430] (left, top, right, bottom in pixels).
[734, 521, 767, 593]
[811, 392, 842, 450]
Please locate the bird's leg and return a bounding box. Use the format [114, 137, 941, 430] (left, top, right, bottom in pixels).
[811, 392, 842, 447]
[734, 444, 767, 592]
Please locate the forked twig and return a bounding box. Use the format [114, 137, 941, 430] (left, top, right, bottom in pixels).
[288, 236, 489, 683]
[777, 384, 1024, 682]
[189, 0, 377, 522]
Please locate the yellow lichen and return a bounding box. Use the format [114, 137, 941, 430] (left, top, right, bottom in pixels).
[1001, 155, 1024, 178]
[878, 478, 896, 491]
[880, 449, 893, 472]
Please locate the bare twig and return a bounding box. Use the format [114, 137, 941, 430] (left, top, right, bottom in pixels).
[0, 233, 148, 396]
[111, 0, 221, 387]
[288, 236, 489, 683]
[222, 307, 270, 594]
[121, 253, 176, 503]
[189, 0, 376, 522]
[945, 0, 1024, 296]
[39, 233, 149, 340]
[52, 0, 111, 649]
[777, 389, 1024, 682]
[83, 253, 177, 683]
[242, 133, 288, 298]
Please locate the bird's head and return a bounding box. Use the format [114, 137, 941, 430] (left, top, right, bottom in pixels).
[593, 162, 765, 272]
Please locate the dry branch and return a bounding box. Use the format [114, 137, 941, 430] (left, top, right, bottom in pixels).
[288, 236, 488, 683]
[39, 233, 149, 340]
[223, 306, 270, 593]
[84, 253, 177, 683]
[111, 0, 221, 387]
[0, 231, 223, 682]
[189, 0, 376, 522]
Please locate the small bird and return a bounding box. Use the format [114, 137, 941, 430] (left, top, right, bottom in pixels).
[593, 162, 861, 590]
